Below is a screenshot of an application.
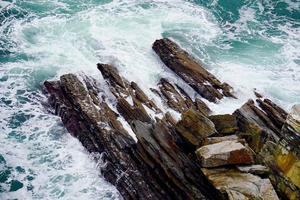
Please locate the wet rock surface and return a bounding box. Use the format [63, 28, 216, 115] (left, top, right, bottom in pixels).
[42, 38, 300, 200]
[152, 38, 235, 102]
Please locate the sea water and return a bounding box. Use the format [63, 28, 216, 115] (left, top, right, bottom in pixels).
[0, 0, 299, 199]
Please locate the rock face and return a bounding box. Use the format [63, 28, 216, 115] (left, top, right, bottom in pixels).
[176, 109, 216, 148]
[281, 105, 300, 153]
[234, 99, 300, 199]
[44, 66, 222, 200]
[209, 114, 239, 135]
[196, 140, 254, 168]
[157, 78, 211, 116]
[42, 38, 299, 200]
[152, 38, 235, 102]
[202, 168, 279, 200]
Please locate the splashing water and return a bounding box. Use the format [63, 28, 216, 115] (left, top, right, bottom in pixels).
[0, 0, 299, 199]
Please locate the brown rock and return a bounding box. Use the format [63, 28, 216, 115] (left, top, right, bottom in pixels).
[196, 140, 254, 167]
[260, 141, 300, 199]
[194, 98, 211, 116]
[158, 78, 194, 113]
[202, 168, 279, 200]
[176, 109, 216, 147]
[152, 38, 235, 102]
[234, 99, 300, 199]
[209, 114, 239, 135]
[236, 165, 270, 177]
[97, 63, 161, 115]
[44, 72, 223, 200]
[281, 104, 300, 154]
[202, 135, 241, 146]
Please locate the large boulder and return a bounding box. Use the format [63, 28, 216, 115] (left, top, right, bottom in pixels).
[196, 140, 254, 168]
[176, 109, 216, 147]
[202, 168, 279, 200]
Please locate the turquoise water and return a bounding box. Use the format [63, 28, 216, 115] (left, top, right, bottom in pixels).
[0, 0, 299, 199]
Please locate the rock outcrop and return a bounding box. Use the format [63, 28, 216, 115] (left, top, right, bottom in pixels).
[234, 99, 300, 199]
[202, 168, 279, 200]
[152, 38, 235, 102]
[44, 66, 223, 200]
[42, 38, 300, 200]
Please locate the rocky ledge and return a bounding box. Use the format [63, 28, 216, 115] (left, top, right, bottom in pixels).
[43, 38, 300, 200]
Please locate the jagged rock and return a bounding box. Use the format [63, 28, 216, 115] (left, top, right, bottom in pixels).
[260, 141, 300, 200]
[194, 98, 211, 116]
[42, 40, 299, 200]
[234, 99, 300, 199]
[209, 114, 239, 135]
[44, 72, 223, 200]
[97, 63, 161, 118]
[257, 99, 287, 130]
[233, 99, 279, 153]
[176, 109, 216, 147]
[254, 90, 263, 98]
[196, 140, 254, 168]
[158, 78, 194, 113]
[202, 168, 279, 200]
[152, 38, 235, 102]
[157, 78, 211, 115]
[131, 120, 223, 200]
[281, 104, 300, 154]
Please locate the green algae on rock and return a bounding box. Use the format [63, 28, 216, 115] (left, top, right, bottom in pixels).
[176, 109, 216, 147]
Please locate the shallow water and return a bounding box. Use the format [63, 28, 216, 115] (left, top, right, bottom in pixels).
[0, 0, 299, 199]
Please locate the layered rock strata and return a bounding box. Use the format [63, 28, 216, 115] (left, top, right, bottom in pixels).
[43, 38, 300, 200]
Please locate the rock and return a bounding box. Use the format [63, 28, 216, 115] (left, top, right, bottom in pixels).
[152, 38, 235, 102]
[233, 99, 280, 152]
[44, 72, 223, 200]
[281, 104, 300, 154]
[97, 63, 161, 116]
[158, 78, 195, 113]
[260, 141, 300, 199]
[234, 99, 300, 199]
[43, 40, 299, 200]
[257, 99, 287, 130]
[202, 135, 240, 146]
[196, 140, 254, 168]
[132, 120, 223, 200]
[254, 89, 263, 98]
[176, 109, 216, 147]
[194, 98, 211, 116]
[157, 78, 211, 116]
[202, 168, 279, 200]
[209, 114, 239, 135]
[236, 165, 270, 177]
